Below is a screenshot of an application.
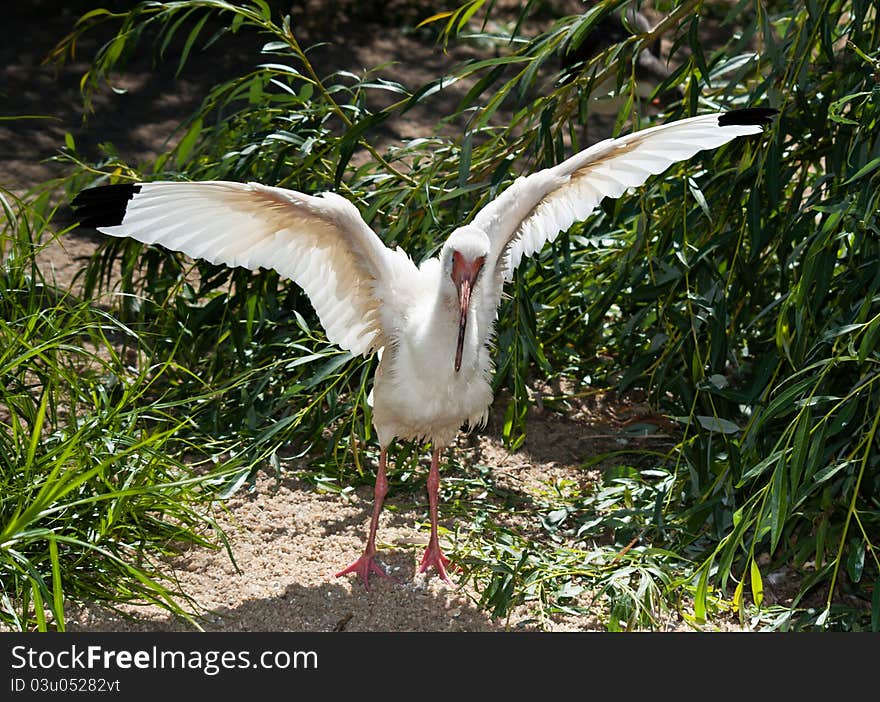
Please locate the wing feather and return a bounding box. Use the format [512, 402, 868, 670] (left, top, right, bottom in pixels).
[73, 180, 406, 356]
[471, 110, 776, 281]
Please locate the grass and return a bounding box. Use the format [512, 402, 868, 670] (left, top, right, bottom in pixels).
[1, 0, 878, 630]
[0, 190, 245, 630]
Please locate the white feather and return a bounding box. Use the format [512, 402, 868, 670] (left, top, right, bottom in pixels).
[97, 180, 413, 356]
[77, 110, 773, 586]
[470, 112, 766, 281]
[82, 111, 772, 450]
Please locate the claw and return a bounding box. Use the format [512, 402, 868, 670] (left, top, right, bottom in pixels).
[336, 551, 394, 591]
[419, 541, 454, 584]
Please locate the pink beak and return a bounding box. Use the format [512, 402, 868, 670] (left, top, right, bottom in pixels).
[451, 253, 484, 372]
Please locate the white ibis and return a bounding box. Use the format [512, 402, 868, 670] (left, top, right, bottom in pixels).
[72, 108, 777, 588]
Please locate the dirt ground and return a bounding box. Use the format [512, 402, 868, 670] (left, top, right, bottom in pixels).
[65, 397, 648, 633]
[1, 1, 733, 632]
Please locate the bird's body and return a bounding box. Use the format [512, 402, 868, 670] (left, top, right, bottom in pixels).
[371, 314, 495, 448]
[72, 108, 777, 588]
[371, 229, 497, 448]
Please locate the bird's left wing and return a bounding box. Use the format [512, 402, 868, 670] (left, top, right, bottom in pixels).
[471, 108, 777, 282]
[72, 180, 402, 356]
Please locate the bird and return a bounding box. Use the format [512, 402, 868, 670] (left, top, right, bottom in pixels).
[71, 107, 777, 589]
[560, 5, 683, 114]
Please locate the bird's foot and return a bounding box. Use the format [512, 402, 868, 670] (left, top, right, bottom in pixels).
[418, 542, 454, 584]
[335, 551, 394, 591]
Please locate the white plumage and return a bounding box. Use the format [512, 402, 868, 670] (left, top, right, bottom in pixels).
[73, 109, 776, 588]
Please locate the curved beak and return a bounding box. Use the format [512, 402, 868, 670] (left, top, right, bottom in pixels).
[452, 254, 485, 373]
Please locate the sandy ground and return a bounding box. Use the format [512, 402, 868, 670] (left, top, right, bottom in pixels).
[66, 402, 630, 633]
[2, 1, 727, 632]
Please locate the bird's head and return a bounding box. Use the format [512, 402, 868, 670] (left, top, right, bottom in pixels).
[442, 226, 490, 373]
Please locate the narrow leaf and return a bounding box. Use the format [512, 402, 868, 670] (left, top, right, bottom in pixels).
[694, 564, 710, 621]
[175, 117, 203, 168]
[750, 559, 764, 609]
[49, 536, 65, 632]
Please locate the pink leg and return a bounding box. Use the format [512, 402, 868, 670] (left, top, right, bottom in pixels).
[335, 447, 393, 590]
[419, 445, 453, 583]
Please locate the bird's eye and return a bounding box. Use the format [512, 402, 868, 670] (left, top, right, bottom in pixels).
[451, 251, 462, 279]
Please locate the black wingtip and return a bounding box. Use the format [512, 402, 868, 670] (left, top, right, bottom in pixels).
[71, 183, 142, 228]
[718, 107, 779, 127]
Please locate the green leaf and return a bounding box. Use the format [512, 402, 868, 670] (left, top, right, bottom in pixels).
[252, 0, 271, 21]
[175, 117, 203, 168]
[176, 11, 211, 77]
[49, 536, 65, 632]
[812, 459, 853, 485]
[304, 353, 353, 389]
[687, 177, 712, 220]
[30, 578, 47, 632]
[752, 376, 819, 433]
[694, 564, 710, 622]
[846, 540, 865, 583]
[789, 409, 811, 492]
[458, 132, 473, 189]
[828, 92, 870, 125]
[334, 112, 389, 186]
[769, 457, 787, 551]
[417, 10, 454, 28]
[750, 559, 764, 609]
[25, 389, 49, 473]
[695, 415, 741, 434]
[858, 317, 880, 362]
[842, 156, 880, 184]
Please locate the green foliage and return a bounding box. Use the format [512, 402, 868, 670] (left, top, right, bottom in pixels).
[425, 0, 880, 630]
[0, 190, 248, 630]
[4, 0, 876, 629]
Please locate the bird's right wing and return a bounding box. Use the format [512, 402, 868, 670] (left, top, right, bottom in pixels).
[472, 109, 777, 283]
[72, 180, 408, 356]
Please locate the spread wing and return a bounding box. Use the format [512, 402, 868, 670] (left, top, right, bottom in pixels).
[72, 180, 403, 356]
[471, 108, 777, 282]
